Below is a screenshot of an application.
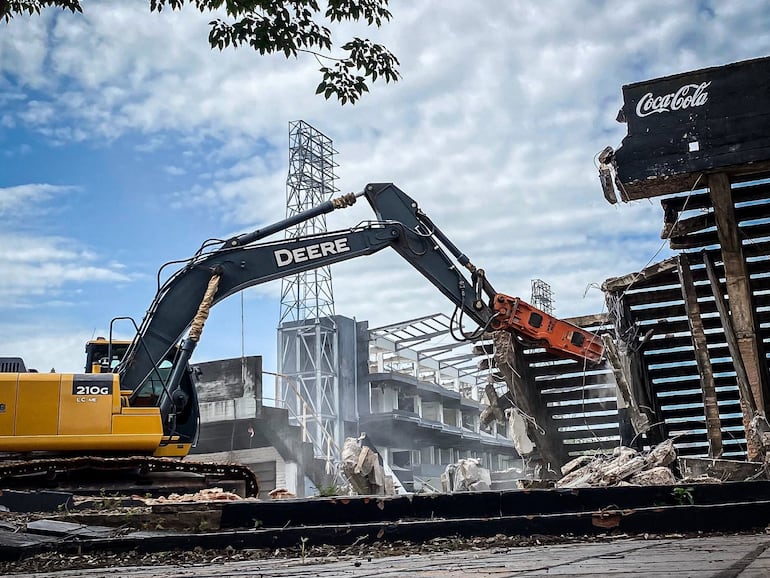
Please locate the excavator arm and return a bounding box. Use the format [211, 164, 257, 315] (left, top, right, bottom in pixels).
[117, 183, 603, 434]
[363, 183, 604, 363]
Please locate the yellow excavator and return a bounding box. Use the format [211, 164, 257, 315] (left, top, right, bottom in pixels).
[0, 183, 603, 496]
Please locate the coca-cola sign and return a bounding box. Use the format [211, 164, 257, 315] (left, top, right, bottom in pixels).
[635, 81, 711, 117]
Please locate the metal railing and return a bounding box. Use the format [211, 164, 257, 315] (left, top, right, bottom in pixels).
[263, 371, 348, 489]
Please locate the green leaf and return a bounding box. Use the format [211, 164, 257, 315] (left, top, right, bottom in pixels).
[3, 0, 400, 105]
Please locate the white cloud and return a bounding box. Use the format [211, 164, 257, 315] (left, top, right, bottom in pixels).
[0, 183, 76, 215]
[0, 234, 132, 306]
[0, 324, 95, 373]
[164, 165, 186, 176]
[0, 185, 130, 309]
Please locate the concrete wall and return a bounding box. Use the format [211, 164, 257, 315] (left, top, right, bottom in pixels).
[194, 356, 262, 405]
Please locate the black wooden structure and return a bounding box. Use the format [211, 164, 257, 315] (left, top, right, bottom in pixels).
[601, 55, 770, 203]
[600, 56, 770, 460]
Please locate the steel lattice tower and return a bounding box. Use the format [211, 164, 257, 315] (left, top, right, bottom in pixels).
[279, 121, 339, 322]
[278, 121, 342, 463]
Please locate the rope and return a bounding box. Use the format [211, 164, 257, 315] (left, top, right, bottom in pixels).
[188, 272, 221, 342]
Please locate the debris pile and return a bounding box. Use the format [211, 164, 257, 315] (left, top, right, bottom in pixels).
[341, 434, 394, 496]
[268, 488, 296, 500]
[441, 458, 491, 492]
[141, 487, 249, 504]
[555, 439, 708, 488]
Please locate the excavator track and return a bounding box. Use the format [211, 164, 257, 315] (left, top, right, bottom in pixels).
[0, 456, 259, 498]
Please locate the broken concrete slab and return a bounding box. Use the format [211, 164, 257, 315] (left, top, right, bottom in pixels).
[26, 520, 117, 539]
[679, 456, 769, 482]
[0, 529, 57, 560]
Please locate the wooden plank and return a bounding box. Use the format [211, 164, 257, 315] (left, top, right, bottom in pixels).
[606, 251, 770, 292]
[657, 391, 714, 407]
[671, 220, 770, 249]
[645, 326, 770, 351]
[704, 252, 758, 408]
[560, 429, 621, 442]
[562, 313, 610, 328]
[617, 157, 770, 202]
[545, 400, 618, 414]
[624, 285, 707, 307]
[551, 413, 624, 428]
[704, 249, 760, 459]
[646, 345, 729, 366]
[743, 241, 770, 258]
[531, 362, 615, 378]
[664, 413, 744, 428]
[622, 257, 770, 304]
[565, 442, 620, 455]
[636, 316, 728, 338]
[665, 211, 715, 239]
[653, 375, 741, 394]
[536, 373, 617, 390]
[536, 372, 615, 387]
[643, 335, 712, 352]
[526, 344, 614, 364]
[677, 253, 722, 457]
[661, 180, 770, 213]
[601, 258, 678, 292]
[670, 432, 743, 447]
[648, 358, 736, 380]
[540, 388, 618, 405]
[525, 355, 584, 379]
[664, 198, 770, 238]
[634, 292, 770, 323]
[643, 347, 707, 364]
[708, 174, 769, 421]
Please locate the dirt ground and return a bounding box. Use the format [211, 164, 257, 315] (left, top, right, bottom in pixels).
[0, 530, 722, 575]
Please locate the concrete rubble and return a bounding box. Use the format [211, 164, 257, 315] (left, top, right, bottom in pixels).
[142, 487, 249, 504]
[441, 458, 491, 492]
[555, 439, 720, 488]
[341, 434, 395, 496]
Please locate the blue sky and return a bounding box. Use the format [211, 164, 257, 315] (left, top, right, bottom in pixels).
[2, 1, 770, 376]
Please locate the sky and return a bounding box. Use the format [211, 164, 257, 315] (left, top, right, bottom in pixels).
[2, 1, 770, 380]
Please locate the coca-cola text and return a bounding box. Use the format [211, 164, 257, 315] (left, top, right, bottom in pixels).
[635, 81, 710, 117]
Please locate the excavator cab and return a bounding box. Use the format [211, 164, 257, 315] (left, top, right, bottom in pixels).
[83, 337, 201, 451]
[85, 338, 130, 373]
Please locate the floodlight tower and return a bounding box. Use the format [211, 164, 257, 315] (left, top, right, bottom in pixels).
[277, 120, 342, 460]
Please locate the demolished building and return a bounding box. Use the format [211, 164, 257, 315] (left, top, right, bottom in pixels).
[597, 55, 770, 464]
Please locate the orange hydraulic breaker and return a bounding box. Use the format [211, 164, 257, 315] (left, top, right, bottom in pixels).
[490, 294, 604, 364]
